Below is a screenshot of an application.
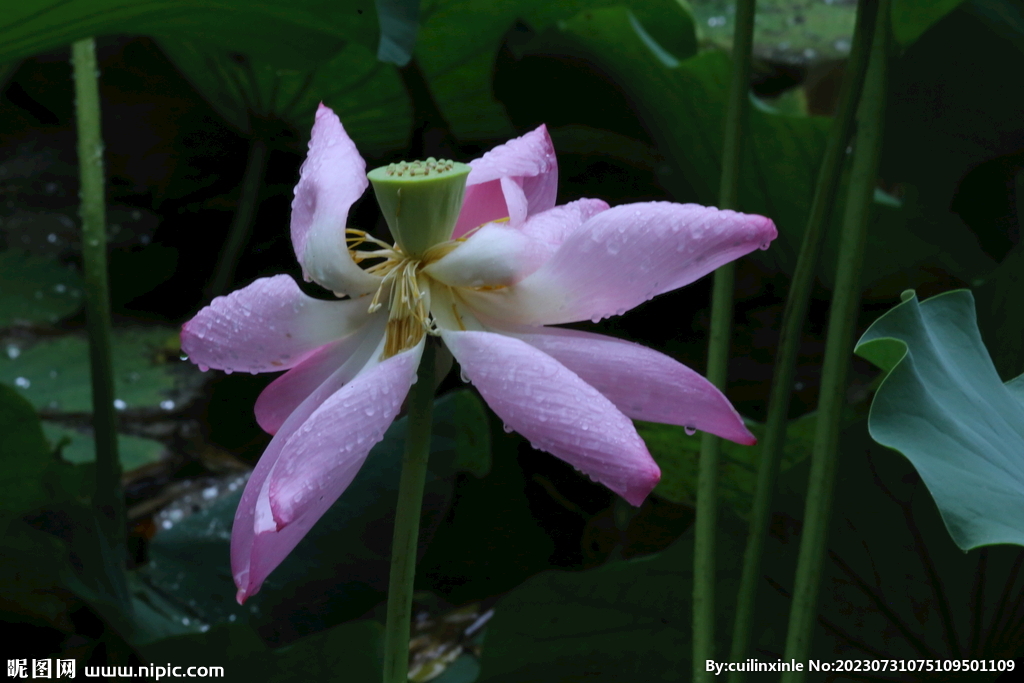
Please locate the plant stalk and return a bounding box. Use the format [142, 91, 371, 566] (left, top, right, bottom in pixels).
[383, 341, 436, 683]
[693, 1, 756, 681]
[73, 38, 123, 545]
[780, 2, 889, 678]
[726, 1, 880, 677]
[206, 138, 268, 299]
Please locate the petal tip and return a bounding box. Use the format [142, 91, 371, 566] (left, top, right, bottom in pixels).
[621, 464, 661, 507]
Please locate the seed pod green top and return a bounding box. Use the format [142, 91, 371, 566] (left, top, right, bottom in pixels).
[367, 158, 471, 258]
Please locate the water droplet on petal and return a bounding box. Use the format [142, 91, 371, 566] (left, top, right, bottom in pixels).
[198, 364, 210, 372]
[684, 425, 697, 436]
[759, 242, 770, 251]
[460, 369, 470, 383]
[503, 423, 514, 434]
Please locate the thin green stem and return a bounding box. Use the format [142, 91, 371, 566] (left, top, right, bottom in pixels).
[780, 2, 889, 679]
[73, 38, 123, 544]
[693, 2, 756, 680]
[383, 341, 436, 683]
[206, 138, 268, 299]
[726, 1, 879, 678]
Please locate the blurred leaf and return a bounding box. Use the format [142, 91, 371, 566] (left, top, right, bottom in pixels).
[527, 5, 998, 293]
[884, 0, 1024, 259]
[0, 519, 80, 632]
[824, 186, 997, 295]
[138, 390, 489, 642]
[417, 0, 697, 140]
[137, 619, 383, 683]
[0, 1, 379, 69]
[476, 516, 744, 682]
[545, 7, 830, 275]
[637, 413, 816, 518]
[0, 384, 53, 515]
[376, 0, 420, 66]
[0, 327, 189, 413]
[758, 421, 1024, 665]
[156, 38, 411, 152]
[0, 251, 83, 328]
[891, 0, 965, 46]
[480, 420, 1024, 679]
[42, 422, 166, 473]
[691, 0, 856, 65]
[975, 242, 1024, 381]
[855, 289, 1024, 551]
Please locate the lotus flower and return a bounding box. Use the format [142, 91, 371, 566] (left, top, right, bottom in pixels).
[181, 104, 777, 603]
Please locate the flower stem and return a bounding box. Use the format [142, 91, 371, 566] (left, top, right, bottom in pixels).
[206, 138, 268, 299]
[726, 1, 879, 677]
[383, 341, 436, 683]
[72, 38, 123, 547]
[693, 1, 756, 680]
[780, 2, 889, 679]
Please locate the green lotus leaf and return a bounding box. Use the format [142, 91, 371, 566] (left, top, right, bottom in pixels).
[854, 289, 1024, 550]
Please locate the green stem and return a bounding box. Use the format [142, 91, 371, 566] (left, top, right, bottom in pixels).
[206, 138, 268, 299]
[383, 341, 436, 683]
[72, 38, 123, 545]
[693, 2, 756, 680]
[726, 2, 879, 677]
[780, 3, 889, 679]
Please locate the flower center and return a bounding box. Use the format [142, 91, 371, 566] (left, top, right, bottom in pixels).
[347, 229, 461, 359]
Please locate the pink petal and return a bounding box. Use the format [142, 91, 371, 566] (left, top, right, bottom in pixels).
[460, 202, 777, 326]
[517, 198, 609, 248]
[267, 341, 423, 527]
[181, 275, 370, 374]
[424, 199, 609, 289]
[254, 317, 386, 435]
[452, 125, 558, 238]
[291, 104, 381, 297]
[509, 326, 755, 445]
[231, 327, 389, 602]
[440, 329, 660, 506]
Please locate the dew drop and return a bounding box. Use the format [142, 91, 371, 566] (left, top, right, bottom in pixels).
[5, 344, 21, 359]
[759, 242, 770, 251]
[113, 399, 127, 410]
[160, 399, 175, 410]
[224, 368, 234, 375]
[503, 423, 514, 434]
[684, 425, 697, 436]
[14, 376, 30, 389]
[47, 232, 58, 243]
[198, 364, 210, 372]
[460, 369, 470, 383]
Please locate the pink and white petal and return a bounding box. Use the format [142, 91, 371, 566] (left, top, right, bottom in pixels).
[291, 104, 381, 296]
[460, 202, 777, 326]
[254, 315, 386, 435]
[441, 330, 660, 506]
[518, 198, 609, 248]
[181, 275, 371, 374]
[425, 199, 611, 289]
[268, 340, 423, 527]
[423, 223, 552, 288]
[231, 324, 386, 602]
[452, 125, 558, 238]
[509, 327, 755, 445]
